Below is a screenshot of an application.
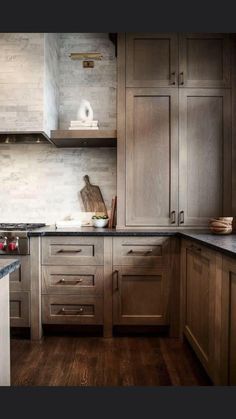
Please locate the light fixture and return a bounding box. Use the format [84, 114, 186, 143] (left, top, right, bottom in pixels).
[69, 53, 103, 60]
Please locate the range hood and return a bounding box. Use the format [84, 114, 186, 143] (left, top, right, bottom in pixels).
[0, 33, 59, 145]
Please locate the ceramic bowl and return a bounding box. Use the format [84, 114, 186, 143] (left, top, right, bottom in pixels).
[209, 217, 233, 234]
[92, 218, 109, 228]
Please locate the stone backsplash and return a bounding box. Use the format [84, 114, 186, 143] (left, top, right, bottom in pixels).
[0, 143, 116, 224]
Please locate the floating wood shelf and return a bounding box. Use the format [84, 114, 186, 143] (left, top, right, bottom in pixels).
[50, 129, 117, 148]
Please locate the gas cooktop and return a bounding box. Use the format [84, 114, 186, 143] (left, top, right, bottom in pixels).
[0, 223, 46, 231]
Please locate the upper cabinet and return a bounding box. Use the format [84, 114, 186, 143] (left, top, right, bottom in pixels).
[179, 88, 232, 226]
[126, 33, 231, 88]
[126, 88, 178, 226]
[126, 33, 178, 87]
[117, 33, 233, 228]
[179, 33, 231, 88]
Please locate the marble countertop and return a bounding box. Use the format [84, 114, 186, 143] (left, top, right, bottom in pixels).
[28, 226, 236, 258]
[0, 259, 20, 280]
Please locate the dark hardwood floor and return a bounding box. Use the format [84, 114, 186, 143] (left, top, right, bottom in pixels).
[10, 336, 212, 386]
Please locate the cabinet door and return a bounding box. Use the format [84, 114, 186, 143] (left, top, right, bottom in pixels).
[221, 257, 236, 385]
[179, 88, 231, 226]
[126, 88, 178, 227]
[181, 242, 216, 378]
[113, 266, 169, 325]
[179, 33, 231, 87]
[126, 33, 178, 87]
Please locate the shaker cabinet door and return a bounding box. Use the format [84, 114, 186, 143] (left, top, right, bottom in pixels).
[179, 33, 231, 88]
[221, 257, 236, 385]
[126, 33, 178, 87]
[179, 88, 231, 227]
[181, 241, 216, 379]
[113, 266, 169, 325]
[125, 88, 178, 227]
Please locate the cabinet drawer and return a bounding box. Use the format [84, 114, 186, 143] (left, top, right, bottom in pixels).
[2, 255, 30, 291]
[113, 237, 170, 266]
[42, 295, 103, 325]
[10, 291, 30, 327]
[42, 237, 104, 266]
[42, 266, 103, 296]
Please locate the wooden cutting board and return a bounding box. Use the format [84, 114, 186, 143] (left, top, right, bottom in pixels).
[80, 175, 107, 215]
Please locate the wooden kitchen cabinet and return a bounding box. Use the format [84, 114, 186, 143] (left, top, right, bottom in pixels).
[126, 33, 178, 87]
[113, 266, 169, 325]
[125, 88, 178, 227]
[117, 33, 232, 228]
[181, 240, 217, 380]
[179, 33, 231, 88]
[179, 88, 231, 226]
[221, 256, 236, 385]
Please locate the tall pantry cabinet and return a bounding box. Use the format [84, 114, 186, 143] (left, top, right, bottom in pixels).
[117, 33, 233, 228]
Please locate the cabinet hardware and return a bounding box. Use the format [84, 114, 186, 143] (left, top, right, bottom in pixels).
[57, 249, 82, 254]
[179, 72, 184, 85]
[170, 72, 176, 85]
[179, 211, 185, 224]
[113, 270, 119, 291]
[60, 307, 84, 315]
[59, 278, 83, 285]
[188, 244, 202, 253]
[170, 210, 176, 224]
[127, 250, 152, 256]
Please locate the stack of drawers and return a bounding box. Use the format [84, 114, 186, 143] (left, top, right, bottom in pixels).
[41, 237, 104, 325]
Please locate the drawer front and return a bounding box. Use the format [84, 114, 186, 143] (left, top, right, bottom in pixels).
[42, 237, 104, 266]
[1, 255, 30, 291]
[113, 237, 170, 266]
[42, 295, 103, 325]
[10, 291, 30, 327]
[42, 266, 103, 296]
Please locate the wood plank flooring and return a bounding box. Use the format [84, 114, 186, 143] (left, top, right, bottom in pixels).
[10, 336, 212, 386]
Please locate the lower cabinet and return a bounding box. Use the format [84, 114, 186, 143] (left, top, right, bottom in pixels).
[42, 295, 103, 325]
[112, 266, 169, 325]
[181, 240, 217, 380]
[221, 256, 236, 385]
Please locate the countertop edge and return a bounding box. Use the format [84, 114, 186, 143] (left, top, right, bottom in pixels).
[0, 259, 21, 280]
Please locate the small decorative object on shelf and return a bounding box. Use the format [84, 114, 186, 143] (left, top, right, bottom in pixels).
[91, 215, 109, 228]
[69, 100, 99, 130]
[209, 217, 233, 234]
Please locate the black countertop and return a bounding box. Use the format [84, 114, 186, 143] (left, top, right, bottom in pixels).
[28, 226, 177, 237]
[28, 226, 236, 258]
[0, 259, 20, 280]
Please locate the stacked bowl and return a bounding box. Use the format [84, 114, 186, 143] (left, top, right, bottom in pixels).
[209, 217, 233, 234]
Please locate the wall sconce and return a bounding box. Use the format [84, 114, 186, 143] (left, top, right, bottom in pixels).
[69, 53, 103, 60]
[69, 53, 103, 68]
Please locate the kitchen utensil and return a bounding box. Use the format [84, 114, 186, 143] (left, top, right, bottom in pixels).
[80, 175, 107, 215]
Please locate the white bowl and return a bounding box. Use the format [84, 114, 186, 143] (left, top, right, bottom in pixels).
[92, 218, 109, 228]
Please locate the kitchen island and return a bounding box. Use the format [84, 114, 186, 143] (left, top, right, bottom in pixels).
[0, 259, 20, 386]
